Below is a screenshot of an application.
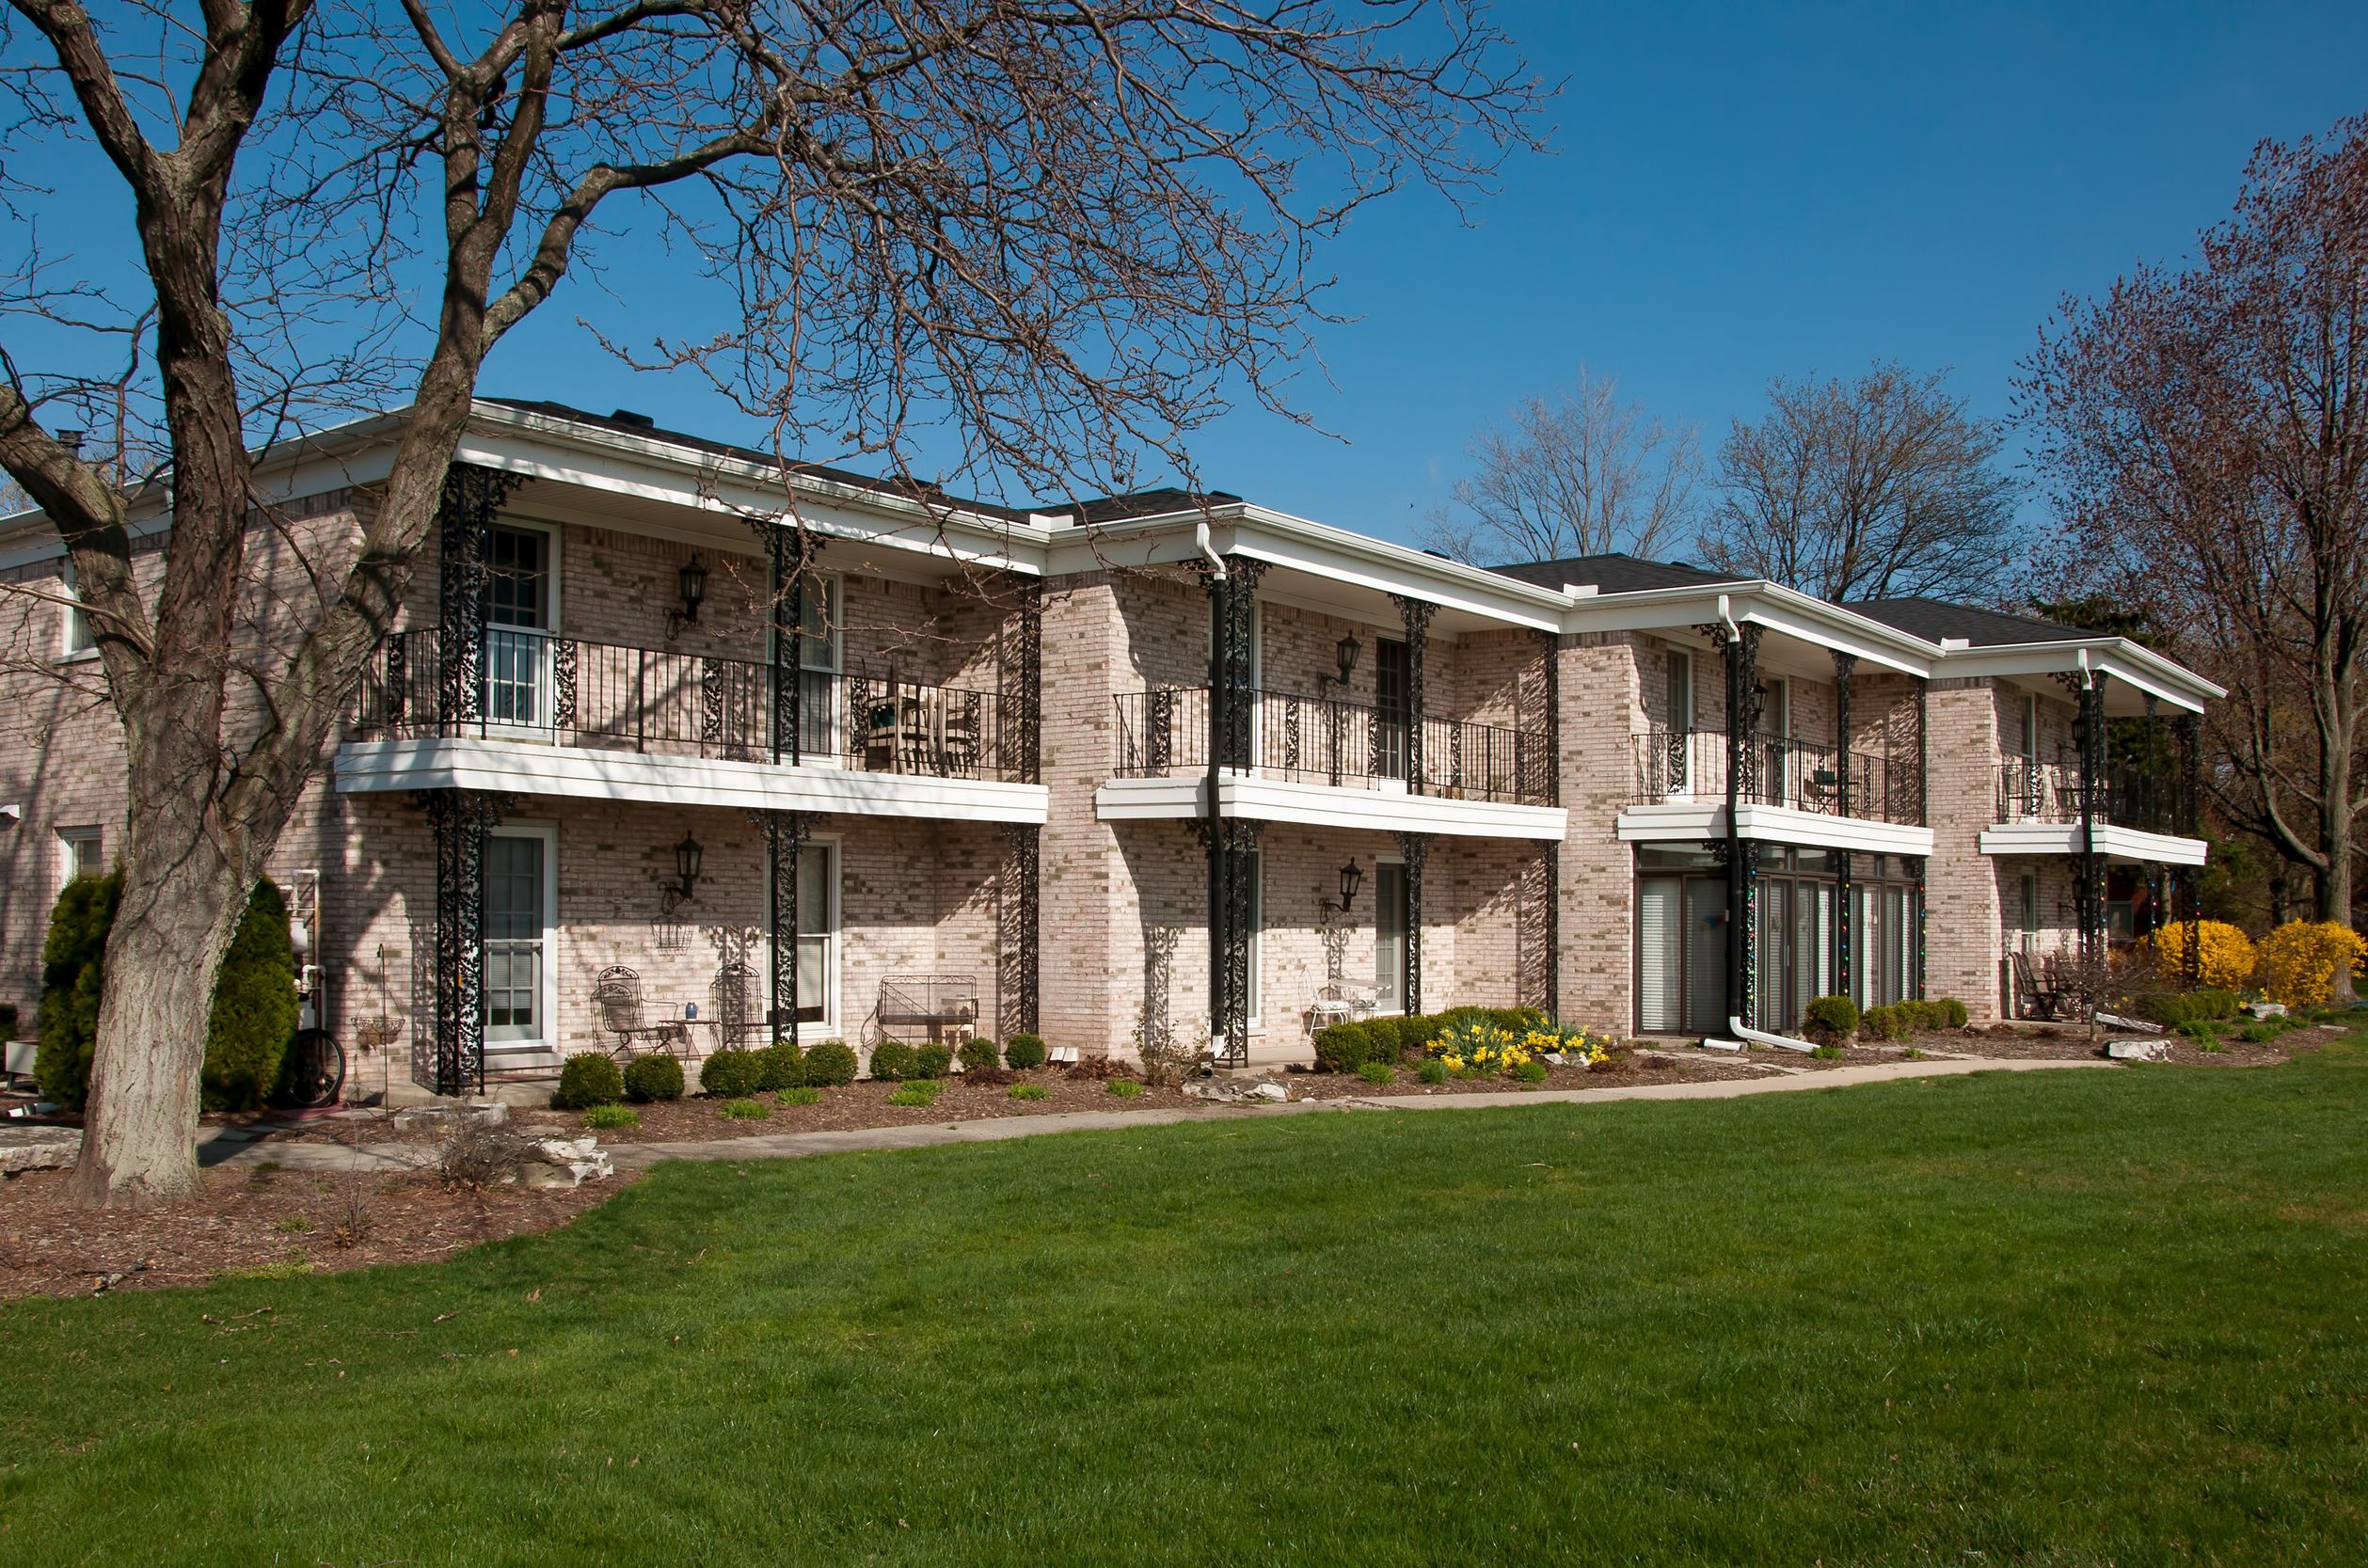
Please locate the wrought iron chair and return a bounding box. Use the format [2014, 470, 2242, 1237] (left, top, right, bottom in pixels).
[2010, 949, 2063, 1022]
[593, 964, 692, 1057]
[709, 958, 789, 1047]
[1307, 981, 1380, 1036]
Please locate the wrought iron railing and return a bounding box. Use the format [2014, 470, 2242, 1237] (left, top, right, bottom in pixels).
[1995, 758, 2195, 835]
[352, 627, 1020, 780]
[1630, 728, 1924, 826]
[1111, 687, 1550, 806]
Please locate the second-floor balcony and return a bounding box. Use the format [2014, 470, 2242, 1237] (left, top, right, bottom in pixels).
[1112, 687, 1552, 807]
[351, 626, 1025, 782]
[1995, 758, 2196, 838]
[1630, 728, 1925, 827]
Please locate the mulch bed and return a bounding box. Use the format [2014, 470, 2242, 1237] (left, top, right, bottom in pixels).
[1921, 1020, 2335, 1068]
[0, 1163, 623, 1302]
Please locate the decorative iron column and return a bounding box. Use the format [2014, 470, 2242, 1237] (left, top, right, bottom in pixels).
[1723, 623, 1764, 1028]
[1001, 576, 1043, 784]
[2070, 673, 2111, 964]
[1915, 676, 1930, 828]
[1391, 594, 1436, 793]
[999, 822, 1041, 1039]
[1910, 856, 1929, 1000]
[435, 464, 526, 736]
[418, 788, 508, 1096]
[2176, 710, 2203, 988]
[1834, 652, 1857, 1000]
[758, 810, 811, 1036]
[757, 521, 818, 766]
[1395, 830, 1430, 1016]
[1198, 554, 1267, 1062]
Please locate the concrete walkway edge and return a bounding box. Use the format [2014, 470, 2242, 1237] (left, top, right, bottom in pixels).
[195, 1055, 2118, 1175]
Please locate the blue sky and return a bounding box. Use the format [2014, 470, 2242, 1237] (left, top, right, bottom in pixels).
[489, 2, 2368, 545]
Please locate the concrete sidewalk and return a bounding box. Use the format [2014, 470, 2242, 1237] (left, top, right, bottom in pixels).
[193, 1054, 2115, 1176]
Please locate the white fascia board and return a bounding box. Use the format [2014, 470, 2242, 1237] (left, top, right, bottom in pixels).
[1939, 642, 2221, 711]
[1043, 506, 1566, 631]
[338, 737, 1050, 824]
[1616, 800, 1934, 856]
[1561, 584, 1932, 676]
[1979, 820, 2208, 866]
[1094, 773, 1566, 840]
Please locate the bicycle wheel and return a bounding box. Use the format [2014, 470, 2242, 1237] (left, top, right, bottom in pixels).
[286, 1027, 346, 1109]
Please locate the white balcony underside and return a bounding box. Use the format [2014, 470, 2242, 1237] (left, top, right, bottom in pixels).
[1979, 820, 2208, 866]
[1096, 773, 1565, 840]
[1616, 800, 1935, 857]
[336, 736, 1050, 824]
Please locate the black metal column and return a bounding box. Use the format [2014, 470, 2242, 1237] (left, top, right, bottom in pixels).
[419, 788, 507, 1096]
[2074, 673, 2111, 964]
[435, 464, 525, 736]
[2176, 712, 2203, 989]
[999, 822, 1041, 1039]
[758, 523, 818, 767]
[1002, 576, 1043, 784]
[1915, 676, 1931, 828]
[1391, 594, 1437, 793]
[1724, 624, 1763, 1027]
[1200, 555, 1267, 1063]
[1834, 652, 1857, 999]
[1396, 830, 1430, 1016]
[760, 810, 810, 1037]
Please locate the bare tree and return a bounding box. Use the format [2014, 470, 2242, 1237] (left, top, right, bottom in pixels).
[2019, 115, 2368, 958]
[1422, 368, 1699, 563]
[0, 0, 1546, 1205]
[1696, 362, 2019, 603]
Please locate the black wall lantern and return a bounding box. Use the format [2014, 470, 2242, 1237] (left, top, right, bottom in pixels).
[1327, 634, 1361, 690]
[666, 553, 708, 641]
[1337, 857, 1363, 910]
[673, 830, 705, 901]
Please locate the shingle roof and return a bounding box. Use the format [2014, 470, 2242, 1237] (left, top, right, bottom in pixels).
[1485, 552, 1749, 594]
[481, 398, 1027, 519]
[1064, 487, 1246, 525]
[1848, 597, 2086, 647]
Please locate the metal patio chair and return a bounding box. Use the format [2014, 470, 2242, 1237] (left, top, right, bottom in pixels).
[593, 964, 692, 1057]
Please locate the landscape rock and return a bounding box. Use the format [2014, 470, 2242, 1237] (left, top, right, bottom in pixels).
[395, 1101, 509, 1132]
[1183, 1075, 1293, 1104]
[2248, 1002, 2288, 1020]
[0, 1124, 80, 1176]
[2106, 1037, 2173, 1062]
[520, 1134, 612, 1188]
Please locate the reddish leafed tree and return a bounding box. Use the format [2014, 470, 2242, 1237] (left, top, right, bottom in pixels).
[2020, 114, 2368, 965]
[0, 0, 1545, 1205]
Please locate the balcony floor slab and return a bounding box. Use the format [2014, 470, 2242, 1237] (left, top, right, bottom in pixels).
[337, 736, 1049, 824]
[1979, 820, 2207, 866]
[1096, 773, 1565, 840]
[1617, 800, 1935, 857]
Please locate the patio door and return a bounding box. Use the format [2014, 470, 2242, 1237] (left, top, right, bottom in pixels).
[1638, 877, 1684, 1033]
[483, 524, 554, 730]
[1375, 638, 1408, 784]
[1375, 861, 1407, 1010]
[792, 839, 838, 1028]
[797, 575, 843, 760]
[484, 825, 554, 1050]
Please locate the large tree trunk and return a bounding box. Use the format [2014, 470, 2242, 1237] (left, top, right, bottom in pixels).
[68, 806, 248, 1206]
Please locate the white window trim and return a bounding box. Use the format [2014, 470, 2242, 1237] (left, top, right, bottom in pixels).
[486, 519, 563, 635]
[483, 819, 559, 1054]
[1246, 846, 1263, 1027]
[1670, 648, 1693, 730]
[480, 520, 563, 739]
[56, 563, 97, 661]
[1373, 848, 1406, 1016]
[786, 832, 843, 1042]
[56, 826, 102, 891]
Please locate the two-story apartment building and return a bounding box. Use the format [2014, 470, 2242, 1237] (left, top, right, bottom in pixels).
[0, 402, 2222, 1097]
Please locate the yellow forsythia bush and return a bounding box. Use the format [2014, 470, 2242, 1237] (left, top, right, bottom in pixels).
[2147, 920, 2257, 991]
[2254, 921, 2368, 1006]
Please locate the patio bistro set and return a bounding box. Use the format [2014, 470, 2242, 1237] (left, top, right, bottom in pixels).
[590, 964, 980, 1059]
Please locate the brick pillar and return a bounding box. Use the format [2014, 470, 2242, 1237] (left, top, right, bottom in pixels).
[1923, 678, 2007, 1021]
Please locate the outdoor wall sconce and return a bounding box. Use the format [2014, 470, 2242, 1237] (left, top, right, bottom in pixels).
[1336, 857, 1363, 910]
[1324, 634, 1361, 690]
[666, 553, 708, 641]
[660, 830, 706, 914]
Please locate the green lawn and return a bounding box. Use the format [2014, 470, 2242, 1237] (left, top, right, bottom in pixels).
[6, 1047, 2367, 1566]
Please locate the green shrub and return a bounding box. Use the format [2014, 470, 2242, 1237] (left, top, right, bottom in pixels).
[1395, 1013, 1449, 1058]
[1107, 1078, 1143, 1099]
[756, 1041, 805, 1091]
[1802, 993, 1860, 1041]
[2238, 1022, 2276, 1043]
[1313, 1020, 1389, 1073]
[958, 1038, 1000, 1074]
[887, 1079, 944, 1107]
[914, 1043, 954, 1079]
[1511, 1059, 1549, 1083]
[1357, 1061, 1396, 1085]
[719, 1098, 771, 1119]
[1934, 998, 1970, 1029]
[802, 1040, 858, 1086]
[1810, 1044, 1841, 1060]
[552, 1053, 624, 1109]
[1003, 1033, 1048, 1069]
[779, 1086, 822, 1106]
[697, 1047, 763, 1099]
[868, 1039, 918, 1082]
[1417, 1058, 1449, 1085]
[2177, 1020, 2222, 1044]
[623, 1053, 685, 1102]
[584, 1103, 640, 1130]
[209, 879, 300, 1111]
[1858, 1005, 1911, 1042]
[36, 872, 301, 1113]
[1009, 1082, 1049, 1101]
[0, 1001, 18, 1039]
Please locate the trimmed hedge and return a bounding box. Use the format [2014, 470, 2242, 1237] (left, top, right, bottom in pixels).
[1003, 1033, 1048, 1069]
[801, 1039, 859, 1086]
[957, 1038, 1000, 1074]
[2134, 989, 2243, 1028]
[697, 1047, 763, 1099]
[553, 1053, 625, 1109]
[914, 1043, 954, 1079]
[1802, 994, 1859, 1042]
[868, 1039, 919, 1082]
[623, 1053, 686, 1103]
[756, 1041, 805, 1091]
[1312, 1006, 1546, 1073]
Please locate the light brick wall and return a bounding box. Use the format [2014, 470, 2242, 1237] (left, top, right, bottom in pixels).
[1924, 677, 2005, 1020]
[1555, 631, 1647, 1036]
